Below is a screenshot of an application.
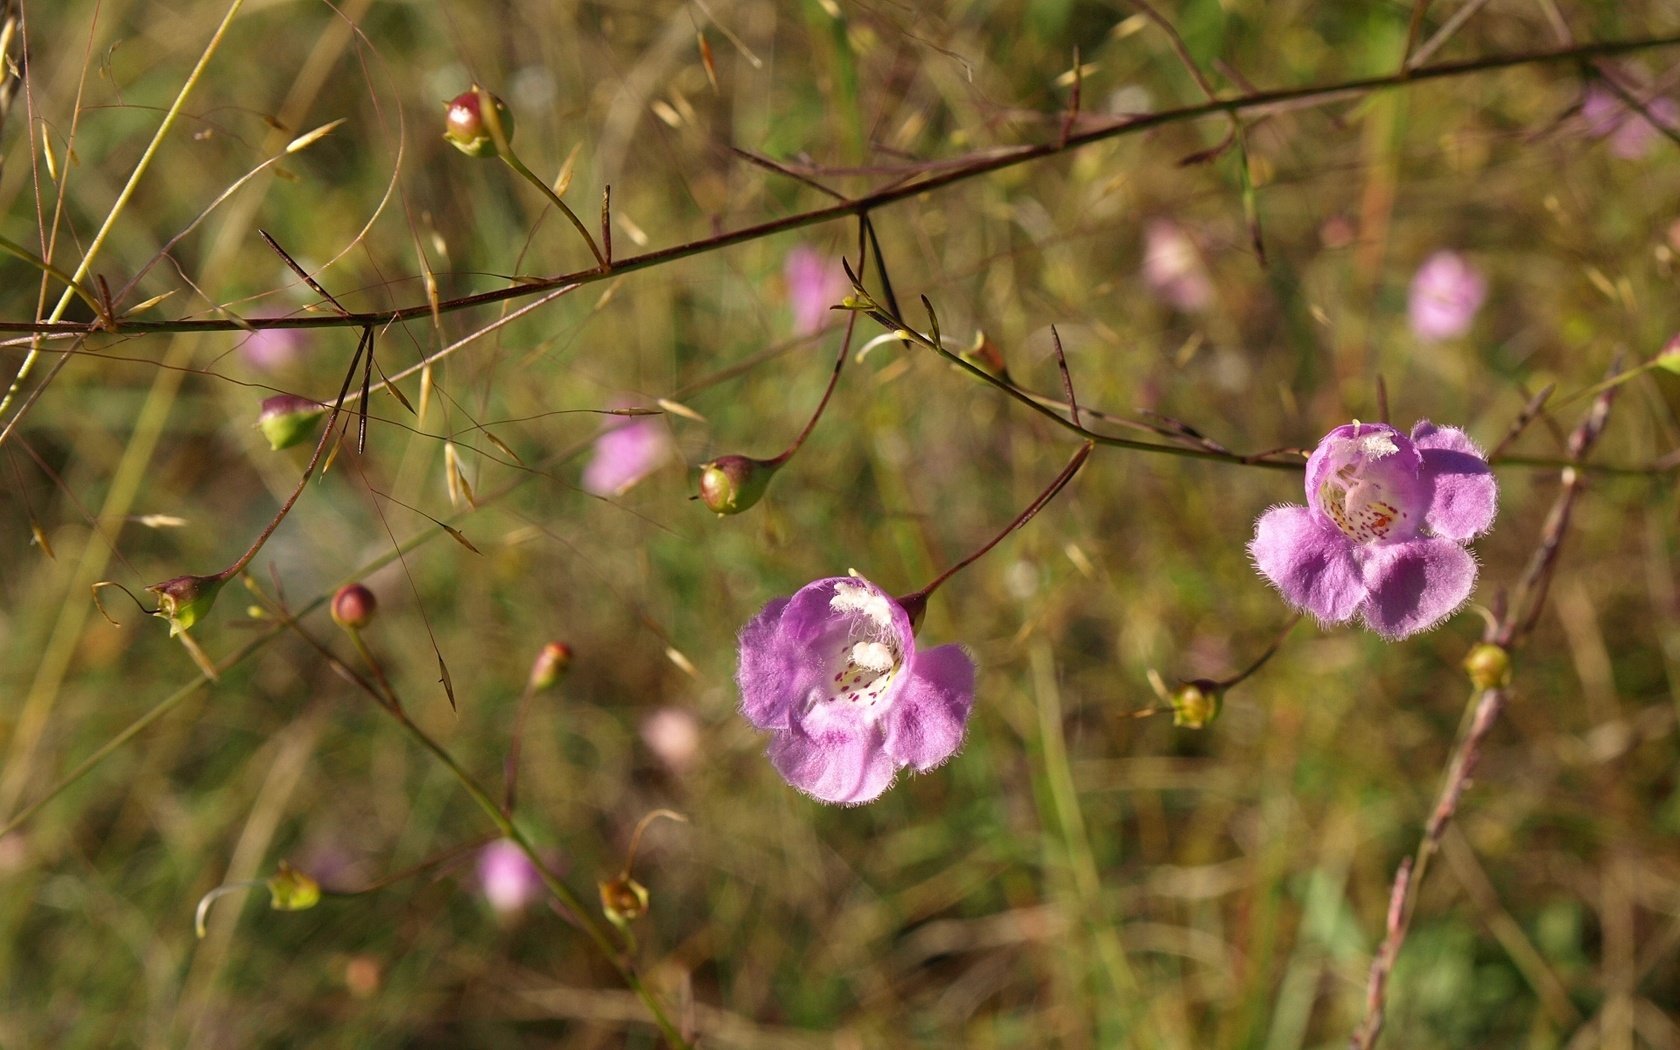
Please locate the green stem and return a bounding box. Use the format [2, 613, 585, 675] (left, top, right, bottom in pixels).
[501, 153, 610, 270]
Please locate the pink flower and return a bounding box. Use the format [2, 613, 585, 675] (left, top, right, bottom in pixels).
[1408, 251, 1486, 342]
[1142, 220, 1214, 313]
[477, 839, 542, 916]
[1250, 421, 1498, 640]
[238, 327, 303, 372]
[581, 411, 671, 496]
[1583, 83, 1679, 160]
[783, 246, 849, 336]
[640, 708, 701, 775]
[736, 573, 975, 804]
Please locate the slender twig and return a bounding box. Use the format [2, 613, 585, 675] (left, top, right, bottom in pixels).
[4, 33, 1679, 349]
[770, 310, 857, 465]
[249, 578, 688, 1048]
[502, 150, 610, 271]
[1500, 363, 1621, 649]
[0, 0, 248, 420]
[220, 327, 370, 581]
[847, 282, 1302, 470]
[1485, 384, 1555, 462]
[1399, 0, 1434, 71]
[1351, 360, 1623, 1049]
[1591, 63, 1680, 150]
[897, 440, 1093, 624]
[1049, 326, 1081, 429]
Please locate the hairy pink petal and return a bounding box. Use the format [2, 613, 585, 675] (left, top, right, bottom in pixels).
[736, 597, 808, 729]
[1411, 421, 1498, 541]
[1359, 538, 1478, 639]
[881, 644, 975, 772]
[768, 721, 898, 805]
[1251, 505, 1368, 624]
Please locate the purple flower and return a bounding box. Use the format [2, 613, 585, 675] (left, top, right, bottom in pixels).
[477, 839, 542, 916]
[736, 573, 975, 804]
[581, 410, 671, 497]
[1249, 421, 1497, 640]
[1408, 251, 1486, 342]
[1583, 83, 1679, 159]
[783, 245, 849, 337]
[1142, 219, 1214, 313]
[238, 327, 304, 372]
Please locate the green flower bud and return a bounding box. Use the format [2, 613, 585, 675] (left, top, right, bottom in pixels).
[443, 87, 514, 158]
[697, 455, 778, 515]
[1657, 333, 1680, 375]
[267, 860, 321, 912]
[1169, 679, 1222, 729]
[257, 394, 326, 451]
[331, 583, 377, 630]
[529, 641, 573, 691]
[147, 573, 226, 637]
[1463, 643, 1512, 691]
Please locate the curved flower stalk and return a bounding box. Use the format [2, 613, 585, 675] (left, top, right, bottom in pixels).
[1250, 421, 1497, 639]
[737, 573, 975, 805]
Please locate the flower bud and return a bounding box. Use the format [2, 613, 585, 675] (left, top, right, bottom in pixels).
[267, 860, 321, 912]
[147, 573, 226, 637]
[331, 583, 377, 629]
[599, 873, 649, 927]
[529, 641, 573, 690]
[257, 394, 326, 451]
[1463, 643, 1512, 691]
[443, 87, 514, 158]
[697, 455, 777, 515]
[1657, 332, 1680, 375]
[1169, 679, 1222, 729]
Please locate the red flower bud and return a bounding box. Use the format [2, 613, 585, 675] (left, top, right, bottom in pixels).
[331, 583, 377, 629]
[443, 87, 515, 158]
[528, 641, 573, 690]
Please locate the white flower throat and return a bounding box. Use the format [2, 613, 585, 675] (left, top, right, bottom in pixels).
[1318, 431, 1413, 544]
[822, 580, 905, 710]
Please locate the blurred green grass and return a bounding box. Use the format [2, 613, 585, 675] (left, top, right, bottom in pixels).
[2, 1, 1680, 1047]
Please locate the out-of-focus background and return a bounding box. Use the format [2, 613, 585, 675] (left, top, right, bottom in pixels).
[1, 1, 1678, 1046]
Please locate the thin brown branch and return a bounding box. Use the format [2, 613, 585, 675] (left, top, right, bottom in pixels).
[1, 33, 1677, 350]
[1352, 358, 1623, 1048]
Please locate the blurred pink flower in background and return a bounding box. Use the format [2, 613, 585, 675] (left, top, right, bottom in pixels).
[1407, 251, 1486, 342]
[640, 707, 701, 775]
[1583, 83, 1679, 160]
[784, 245, 849, 336]
[581, 409, 671, 496]
[477, 839, 543, 917]
[1142, 220, 1214, 313]
[238, 327, 304, 372]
